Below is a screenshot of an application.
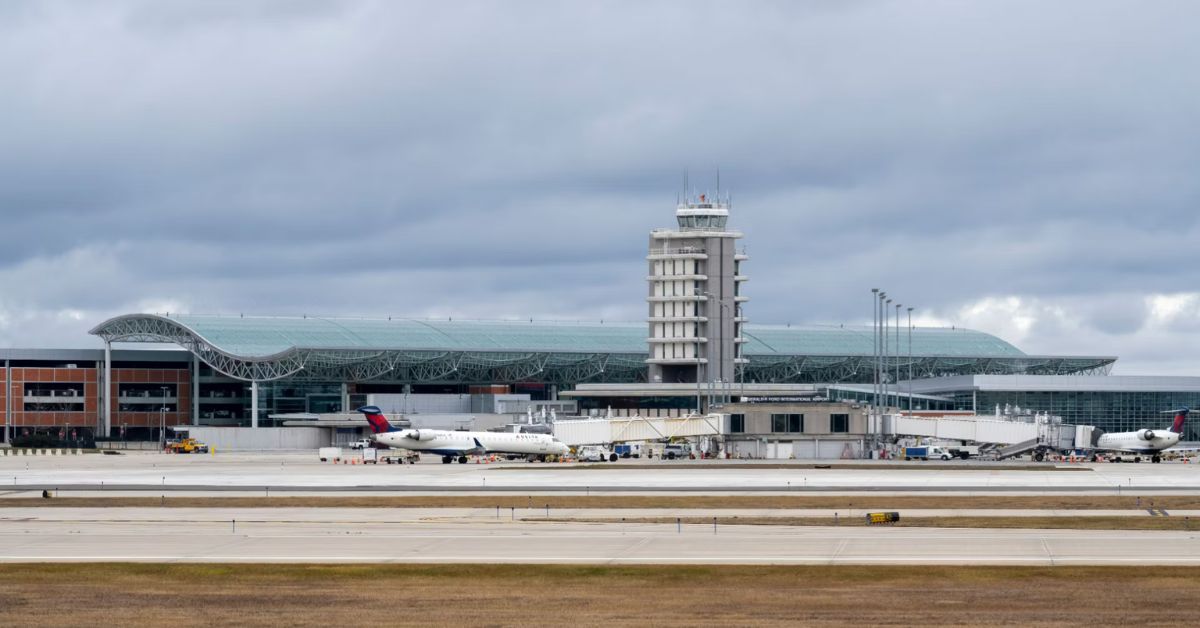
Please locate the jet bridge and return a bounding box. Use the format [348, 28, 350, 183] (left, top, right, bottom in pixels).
[552, 414, 724, 447]
[882, 414, 1096, 452]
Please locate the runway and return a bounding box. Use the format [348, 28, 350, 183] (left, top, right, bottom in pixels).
[2, 452, 1200, 494]
[3, 507, 1200, 564]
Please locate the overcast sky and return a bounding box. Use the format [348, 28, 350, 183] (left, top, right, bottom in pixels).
[2, 0, 1199, 374]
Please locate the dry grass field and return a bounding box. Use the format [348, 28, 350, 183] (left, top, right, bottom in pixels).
[2, 494, 1197, 509]
[1, 564, 1198, 626]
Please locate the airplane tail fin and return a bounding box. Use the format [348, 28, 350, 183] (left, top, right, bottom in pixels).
[357, 406, 399, 434]
[1169, 408, 1189, 434]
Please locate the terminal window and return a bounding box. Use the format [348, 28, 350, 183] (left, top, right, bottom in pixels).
[771, 413, 803, 433]
[831, 413, 849, 433]
[730, 414, 745, 433]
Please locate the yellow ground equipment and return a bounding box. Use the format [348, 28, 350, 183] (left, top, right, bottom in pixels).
[167, 438, 209, 454]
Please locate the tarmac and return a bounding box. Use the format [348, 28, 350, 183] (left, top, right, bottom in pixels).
[3, 453, 1200, 564]
[2, 507, 1200, 564]
[1, 451, 1199, 494]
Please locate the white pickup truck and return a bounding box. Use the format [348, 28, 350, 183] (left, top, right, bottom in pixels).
[663, 443, 694, 460]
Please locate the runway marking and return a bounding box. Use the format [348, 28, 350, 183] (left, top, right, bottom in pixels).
[1040, 536, 1056, 566]
[614, 535, 654, 563]
[1148, 508, 1169, 517]
[830, 539, 849, 565]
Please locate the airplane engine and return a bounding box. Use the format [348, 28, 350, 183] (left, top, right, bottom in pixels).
[1138, 429, 1155, 441]
[406, 430, 437, 442]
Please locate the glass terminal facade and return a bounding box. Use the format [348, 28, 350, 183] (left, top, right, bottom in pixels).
[906, 376, 1200, 441]
[954, 390, 1200, 441]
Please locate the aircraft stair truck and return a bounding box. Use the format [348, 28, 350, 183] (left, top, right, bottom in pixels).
[996, 437, 1046, 461]
[996, 423, 1087, 462]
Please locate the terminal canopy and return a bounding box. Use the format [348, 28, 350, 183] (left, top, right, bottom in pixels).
[90, 314, 1116, 384]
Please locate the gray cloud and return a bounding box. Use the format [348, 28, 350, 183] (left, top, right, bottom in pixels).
[2, 0, 1200, 374]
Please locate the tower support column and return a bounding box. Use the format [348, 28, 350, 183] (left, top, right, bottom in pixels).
[251, 381, 259, 428]
[103, 340, 113, 437]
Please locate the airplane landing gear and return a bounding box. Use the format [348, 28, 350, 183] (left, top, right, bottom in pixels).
[1153, 454, 1162, 463]
[442, 456, 453, 464]
[458, 456, 469, 464]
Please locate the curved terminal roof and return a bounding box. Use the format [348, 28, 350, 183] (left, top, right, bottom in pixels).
[90, 314, 1112, 383]
[95, 315, 1024, 358]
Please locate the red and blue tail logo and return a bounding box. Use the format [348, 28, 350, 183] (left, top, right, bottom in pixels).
[357, 406, 398, 434]
[1170, 408, 1189, 434]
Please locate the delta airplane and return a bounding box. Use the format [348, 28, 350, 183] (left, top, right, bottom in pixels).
[357, 406, 570, 464]
[1093, 408, 1190, 463]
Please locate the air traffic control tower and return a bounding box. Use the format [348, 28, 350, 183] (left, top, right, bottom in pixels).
[646, 192, 748, 391]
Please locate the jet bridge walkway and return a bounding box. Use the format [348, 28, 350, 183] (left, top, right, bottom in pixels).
[552, 414, 723, 447]
[882, 414, 1094, 452]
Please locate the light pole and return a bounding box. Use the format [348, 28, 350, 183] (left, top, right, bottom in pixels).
[873, 290, 883, 422]
[876, 290, 887, 452]
[895, 302, 902, 414]
[880, 292, 888, 412]
[907, 307, 914, 414]
[884, 298, 892, 410]
[703, 291, 733, 408]
[160, 385, 169, 449]
[715, 294, 731, 406]
[736, 302, 745, 401]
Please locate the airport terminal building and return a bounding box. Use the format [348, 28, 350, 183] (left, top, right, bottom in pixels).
[3, 195, 1197, 445]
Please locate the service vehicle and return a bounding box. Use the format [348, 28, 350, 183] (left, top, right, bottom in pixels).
[318, 447, 342, 462]
[614, 443, 643, 459]
[166, 438, 208, 454]
[349, 438, 373, 450]
[577, 445, 618, 462]
[381, 451, 421, 464]
[663, 443, 694, 460]
[903, 445, 953, 461]
[946, 445, 980, 459]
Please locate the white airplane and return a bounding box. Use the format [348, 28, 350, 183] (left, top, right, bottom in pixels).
[357, 406, 570, 464]
[1094, 408, 1190, 463]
